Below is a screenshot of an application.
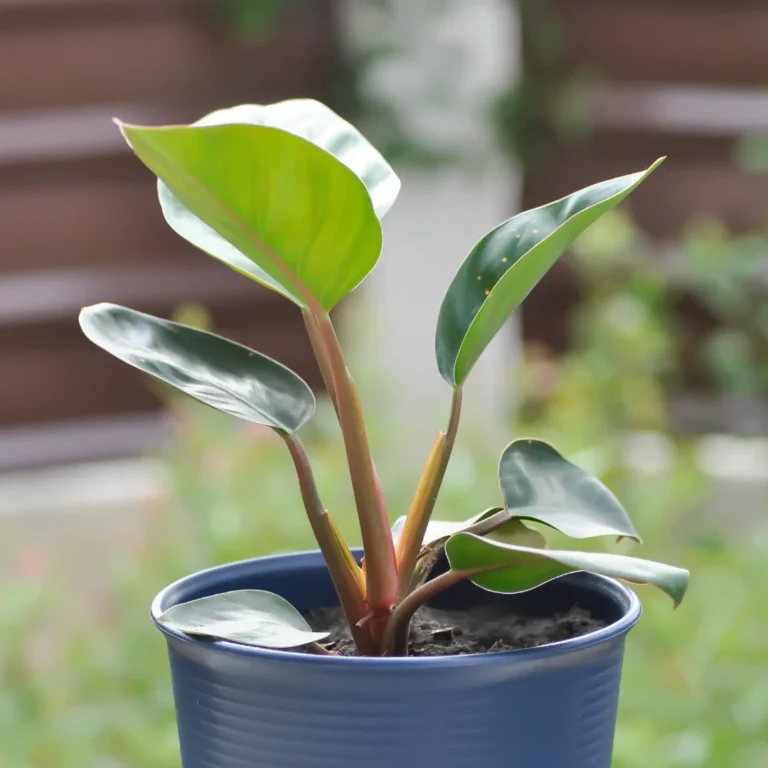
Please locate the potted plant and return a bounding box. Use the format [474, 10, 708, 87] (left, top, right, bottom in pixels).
[79, 100, 688, 768]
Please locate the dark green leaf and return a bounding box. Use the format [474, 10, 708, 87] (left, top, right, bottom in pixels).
[79, 303, 314, 432]
[158, 590, 329, 649]
[119, 120, 382, 311]
[436, 159, 664, 385]
[499, 439, 640, 541]
[445, 533, 689, 607]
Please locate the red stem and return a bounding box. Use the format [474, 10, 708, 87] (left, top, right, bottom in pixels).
[313, 313, 399, 632]
[381, 569, 467, 655]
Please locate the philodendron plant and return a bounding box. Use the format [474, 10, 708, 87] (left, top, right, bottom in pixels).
[79, 100, 688, 657]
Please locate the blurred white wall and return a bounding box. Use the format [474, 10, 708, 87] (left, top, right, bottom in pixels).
[341, 0, 522, 450]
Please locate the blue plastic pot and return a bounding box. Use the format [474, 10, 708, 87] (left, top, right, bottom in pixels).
[152, 550, 641, 768]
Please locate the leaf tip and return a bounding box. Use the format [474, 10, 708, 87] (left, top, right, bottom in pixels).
[671, 569, 690, 609]
[113, 118, 134, 148]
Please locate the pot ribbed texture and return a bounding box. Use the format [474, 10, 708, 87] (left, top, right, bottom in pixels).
[153, 550, 641, 768]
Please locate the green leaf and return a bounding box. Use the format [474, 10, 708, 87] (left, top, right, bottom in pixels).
[156, 101, 399, 304]
[192, 100, 400, 217]
[392, 507, 546, 551]
[445, 533, 689, 607]
[158, 590, 329, 649]
[499, 439, 640, 541]
[79, 303, 314, 432]
[119, 119, 382, 311]
[436, 159, 664, 385]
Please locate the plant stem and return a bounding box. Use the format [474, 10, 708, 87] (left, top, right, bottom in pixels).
[279, 431, 375, 655]
[396, 387, 463, 600]
[311, 313, 398, 633]
[381, 569, 466, 656]
[302, 309, 340, 418]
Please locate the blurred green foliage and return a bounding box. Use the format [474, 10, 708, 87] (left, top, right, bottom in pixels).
[1, 211, 767, 765]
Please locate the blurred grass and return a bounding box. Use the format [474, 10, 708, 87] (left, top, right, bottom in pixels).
[1, 211, 767, 766]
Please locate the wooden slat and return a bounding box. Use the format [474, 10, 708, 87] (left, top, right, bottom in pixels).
[0, 4, 335, 110]
[0, 413, 168, 473]
[0, 265, 270, 326]
[0, 175, 188, 272]
[552, 2, 768, 85]
[590, 84, 768, 137]
[524, 134, 768, 237]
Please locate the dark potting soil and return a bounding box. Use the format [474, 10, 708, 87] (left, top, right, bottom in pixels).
[306, 603, 606, 657]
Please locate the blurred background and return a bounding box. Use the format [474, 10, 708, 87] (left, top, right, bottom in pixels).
[0, 1, 766, 766]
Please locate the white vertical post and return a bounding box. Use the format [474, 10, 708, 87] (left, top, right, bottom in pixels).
[341, 0, 523, 451]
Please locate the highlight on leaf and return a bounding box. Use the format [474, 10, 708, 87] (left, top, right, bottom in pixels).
[79, 303, 315, 432]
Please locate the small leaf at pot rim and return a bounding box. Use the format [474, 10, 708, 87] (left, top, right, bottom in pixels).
[159, 589, 330, 649]
[499, 439, 640, 541]
[79, 303, 315, 432]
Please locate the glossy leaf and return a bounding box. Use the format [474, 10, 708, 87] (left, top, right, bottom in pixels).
[436, 159, 664, 385]
[392, 507, 546, 551]
[445, 533, 689, 607]
[499, 439, 640, 541]
[120, 120, 382, 311]
[79, 303, 314, 432]
[173, 100, 400, 217]
[158, 590, 329, 649]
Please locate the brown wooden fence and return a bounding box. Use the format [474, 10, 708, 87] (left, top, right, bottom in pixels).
[520, 0, 768, 355]
[0, 0, 337, 467]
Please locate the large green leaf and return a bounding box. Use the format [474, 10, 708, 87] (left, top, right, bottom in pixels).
[499, 439, 640, 541]
[445, 533, 689, 607]
[436, 159, 664, 385]
[158, 590, 329, 649]
[79, 303, 314, 432]
[119, 120, 382, 311]
[156, 101, 399, 302]
[392, 507, 546, 551]
[175, 100, 400, 217]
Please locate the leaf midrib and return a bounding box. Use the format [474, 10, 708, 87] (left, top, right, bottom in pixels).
[127, 124, 321, 312]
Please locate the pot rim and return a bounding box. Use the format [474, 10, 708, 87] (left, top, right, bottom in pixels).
[151, 549, 642, 668]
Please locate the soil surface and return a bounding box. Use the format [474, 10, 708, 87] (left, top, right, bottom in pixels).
[306, 604, 606, 657]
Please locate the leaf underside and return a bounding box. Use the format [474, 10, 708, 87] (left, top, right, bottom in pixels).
[186, 99, 400, 218]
